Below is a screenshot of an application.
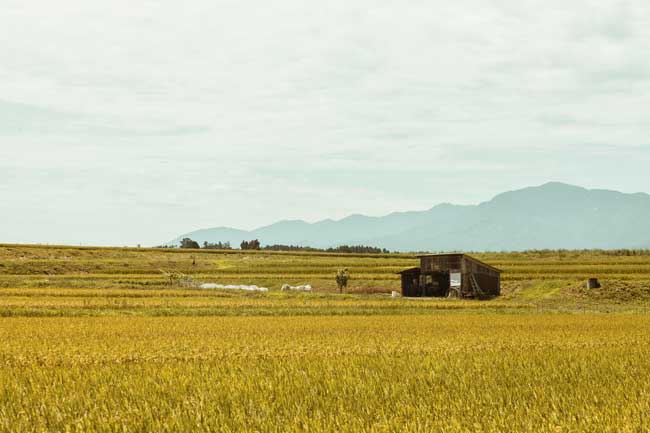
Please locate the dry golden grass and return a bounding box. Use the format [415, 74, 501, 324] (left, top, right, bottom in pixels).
[2, 244, 650, 303]
[1, 315, 649, 432]
[2, 245, 650, 432]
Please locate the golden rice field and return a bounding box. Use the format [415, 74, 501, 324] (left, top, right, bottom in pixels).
[2, 244, 650, 309]
[2, 245, 650, 432]
[2, 315, 650, 432]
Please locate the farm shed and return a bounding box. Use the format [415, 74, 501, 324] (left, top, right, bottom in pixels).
[398, 253, 501, 299]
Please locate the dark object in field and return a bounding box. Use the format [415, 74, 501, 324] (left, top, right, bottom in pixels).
[398, 254, 501, 299]
[587, 278, 601, 289]
[336, 268, 350, 294]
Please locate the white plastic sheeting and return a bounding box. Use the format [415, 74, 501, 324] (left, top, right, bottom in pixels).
[199, 283, 268, 292]
[450, 272, 462, 288]
[281, 284, 312, 292]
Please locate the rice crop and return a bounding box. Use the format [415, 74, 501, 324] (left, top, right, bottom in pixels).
[1, 245, 650, 432]
[1, 315, 649, 432]
[2, 245, 650, 303]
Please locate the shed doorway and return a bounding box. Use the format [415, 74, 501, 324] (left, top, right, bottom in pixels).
[422, 272, 450, 297]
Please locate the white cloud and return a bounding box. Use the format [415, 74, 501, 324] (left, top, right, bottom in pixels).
[1, 0, 650, 245]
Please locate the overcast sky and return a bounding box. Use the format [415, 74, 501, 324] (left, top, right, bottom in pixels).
[2, 0, 650, 246]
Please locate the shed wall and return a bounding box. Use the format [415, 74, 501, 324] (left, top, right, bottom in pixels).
[408, 254, 501, 298]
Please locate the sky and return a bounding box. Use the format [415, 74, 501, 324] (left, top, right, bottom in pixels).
[2, 0, 650, 246]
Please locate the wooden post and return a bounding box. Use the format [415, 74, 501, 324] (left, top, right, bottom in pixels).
[587, 278, 600, 289]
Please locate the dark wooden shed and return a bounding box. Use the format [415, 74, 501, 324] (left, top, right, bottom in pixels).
[398, 253, 501, 299]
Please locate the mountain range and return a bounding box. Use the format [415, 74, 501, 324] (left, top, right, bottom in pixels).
[168, 182, 650, 251]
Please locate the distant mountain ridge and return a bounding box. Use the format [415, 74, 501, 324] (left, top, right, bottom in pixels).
[167, 183, 650, 251]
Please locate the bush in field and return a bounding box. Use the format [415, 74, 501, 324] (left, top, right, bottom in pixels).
[159, 270, 194, 287]
[336, 268, 350, 293]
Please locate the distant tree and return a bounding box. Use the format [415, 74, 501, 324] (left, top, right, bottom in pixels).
[335, 268, 350, 294]
[261, 244, 390, 254]
[203, 241, 232, 250]
[180, 238, 200, 249]
[263, 244, 320, 252]
[326, 245, 390, 254]
[240, 239, 261, 250]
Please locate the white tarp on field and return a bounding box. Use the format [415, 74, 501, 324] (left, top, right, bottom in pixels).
[199, 283, 268, 292]
[281, 284, 312, 292]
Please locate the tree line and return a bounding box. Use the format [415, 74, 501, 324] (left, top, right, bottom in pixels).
[264, 244, 390, 254]
[173, 238, 390, 253]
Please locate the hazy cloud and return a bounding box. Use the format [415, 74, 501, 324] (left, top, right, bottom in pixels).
[1, 0, 650, 245]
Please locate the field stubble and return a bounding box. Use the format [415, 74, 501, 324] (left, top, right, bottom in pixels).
[1, 246, 650, 432]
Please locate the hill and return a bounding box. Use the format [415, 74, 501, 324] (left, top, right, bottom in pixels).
[169, 182, 650, 251]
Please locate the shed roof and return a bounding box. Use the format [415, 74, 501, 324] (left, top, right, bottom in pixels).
[416, 253, 502, 273]
[396, 267, 420, 275]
